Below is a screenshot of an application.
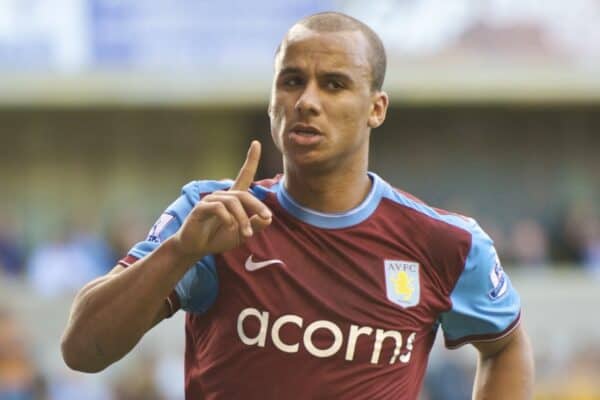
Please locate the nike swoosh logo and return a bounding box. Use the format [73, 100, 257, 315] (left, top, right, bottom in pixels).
[244, 255, 284, 271]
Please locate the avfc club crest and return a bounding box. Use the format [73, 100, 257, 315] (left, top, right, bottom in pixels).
[384, 260, 420, 308]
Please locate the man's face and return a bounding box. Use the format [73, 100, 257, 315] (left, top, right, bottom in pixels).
[268, 26, 387, 173]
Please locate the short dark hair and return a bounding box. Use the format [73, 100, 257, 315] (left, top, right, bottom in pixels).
[277, 12, 387, 92]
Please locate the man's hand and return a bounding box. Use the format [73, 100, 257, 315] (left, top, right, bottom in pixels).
[62, 141, 272, 373]
[171, 140, 272, 260]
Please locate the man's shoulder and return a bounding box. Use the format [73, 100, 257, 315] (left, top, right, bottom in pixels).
[181, 179, 234, 199]
[378, 180, 478, 238]
[378, 180, 500, 272]
[178, 176, 282, 204]
[253, 175, 283, 189]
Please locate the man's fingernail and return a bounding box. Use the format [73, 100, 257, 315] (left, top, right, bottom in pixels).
[260, 210, 272, 219]
[245, 225, 253, 236]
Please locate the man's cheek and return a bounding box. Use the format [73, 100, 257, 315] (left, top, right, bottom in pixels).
[340, 108, 363, 133]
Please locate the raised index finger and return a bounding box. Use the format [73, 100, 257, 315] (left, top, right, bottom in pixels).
[231, 140, 261, 191]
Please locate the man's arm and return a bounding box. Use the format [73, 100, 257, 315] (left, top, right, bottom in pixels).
[471, 324, 534, 400]
[61, 238, 198, 372]
[61, 141, 272, 373]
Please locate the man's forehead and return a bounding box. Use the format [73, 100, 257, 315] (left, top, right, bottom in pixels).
[277, 25, 370, 71]
[285, 24, 317, 41]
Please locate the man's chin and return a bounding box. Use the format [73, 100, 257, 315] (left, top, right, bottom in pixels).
[284, 151, 336, 174]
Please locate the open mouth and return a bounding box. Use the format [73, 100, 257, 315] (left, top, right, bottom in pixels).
[290, 124, 322, 136]
[294, 130, 319, 136]
[288, 125, 323, 146]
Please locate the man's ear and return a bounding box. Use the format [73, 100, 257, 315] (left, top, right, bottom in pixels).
[368, 91, 389, 129]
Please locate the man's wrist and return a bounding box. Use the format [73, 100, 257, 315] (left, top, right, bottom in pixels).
[161, 236, 206, 272]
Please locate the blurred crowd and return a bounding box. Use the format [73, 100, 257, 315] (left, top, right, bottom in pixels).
[0, 306, 183, 400]
[0, 210, 147, 296]
[481, 199, 600, 275]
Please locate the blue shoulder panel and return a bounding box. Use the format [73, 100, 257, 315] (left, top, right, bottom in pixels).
[439, 224, 521, 347]
[127, 180, 233, 314]
[380, 180, 521, 347]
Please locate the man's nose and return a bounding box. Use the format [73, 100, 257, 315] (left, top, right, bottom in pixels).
[294, 81, 321, 117]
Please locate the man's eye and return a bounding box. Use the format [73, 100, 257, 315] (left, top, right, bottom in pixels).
[284, 77, 302, 87]
[327, 81, 344, 90]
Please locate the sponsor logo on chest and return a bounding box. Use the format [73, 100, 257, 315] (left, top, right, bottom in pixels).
[384, 260, 420, 308]
[237, 308, 417, 365]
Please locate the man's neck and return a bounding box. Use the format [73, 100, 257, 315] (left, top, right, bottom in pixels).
[283, 166, 372, 214]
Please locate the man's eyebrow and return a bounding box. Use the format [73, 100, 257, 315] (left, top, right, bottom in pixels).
[278, 67, 304, 76]
[321, 71, 353, 82]
[277, 67, 356, 84]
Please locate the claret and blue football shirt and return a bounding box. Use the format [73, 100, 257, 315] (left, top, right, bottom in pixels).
[120, 172, 521, 400]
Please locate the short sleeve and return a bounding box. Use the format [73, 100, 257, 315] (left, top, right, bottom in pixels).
[439, 223, 521, 348]
[122, 180, 232, 314]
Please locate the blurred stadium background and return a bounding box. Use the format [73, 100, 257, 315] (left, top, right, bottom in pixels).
[1, 0, 600, 399]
